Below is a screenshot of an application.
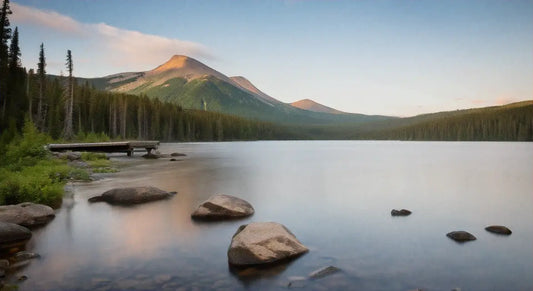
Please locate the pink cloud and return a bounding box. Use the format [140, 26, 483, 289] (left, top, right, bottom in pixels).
[11, 3, 212, 72]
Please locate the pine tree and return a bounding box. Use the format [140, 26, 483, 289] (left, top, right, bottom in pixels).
[37, 43, 46, 130]
[0, 0, 12, 121]
[7, 26, 19, 69]
[62, 50, 74, 139]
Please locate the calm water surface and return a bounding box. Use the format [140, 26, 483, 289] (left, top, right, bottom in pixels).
[13, 141, 533, 290]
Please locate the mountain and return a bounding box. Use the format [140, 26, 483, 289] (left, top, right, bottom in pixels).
[87, 55, 393, 125]
[291, 99, 345, 114]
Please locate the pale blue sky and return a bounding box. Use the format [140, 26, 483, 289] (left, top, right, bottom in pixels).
[10, 0, 533, 116]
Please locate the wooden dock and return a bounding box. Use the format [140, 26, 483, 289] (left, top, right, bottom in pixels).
[47, 141, 160, 156]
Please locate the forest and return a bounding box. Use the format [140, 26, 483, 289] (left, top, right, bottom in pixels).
[1, 0, 532, 144]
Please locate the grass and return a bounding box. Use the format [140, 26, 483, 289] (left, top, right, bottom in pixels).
[80, 152, 119, 174]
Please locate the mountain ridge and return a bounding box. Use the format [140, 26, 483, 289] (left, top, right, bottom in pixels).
[86, 55, 393, 125]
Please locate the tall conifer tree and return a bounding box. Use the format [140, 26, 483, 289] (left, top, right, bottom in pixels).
[37, 43, 46, 129]
[0, 0, 12, 121]
[63, 50, 74, 139]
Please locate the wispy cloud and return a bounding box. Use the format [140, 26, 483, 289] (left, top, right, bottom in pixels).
[11, 3, 212, 73]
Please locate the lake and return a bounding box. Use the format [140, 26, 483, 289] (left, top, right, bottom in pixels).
[13, 141, 533, 290]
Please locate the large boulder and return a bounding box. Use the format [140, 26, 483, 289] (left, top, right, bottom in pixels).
[0, 203, 55, 227]
[0, 222, 32, 250]
[191, 194, 254, 220]
[88, 186, 175, 205]
[485, 225, 512, 235]
[446, 231, 476, 242]
[228, 222, 308, 266]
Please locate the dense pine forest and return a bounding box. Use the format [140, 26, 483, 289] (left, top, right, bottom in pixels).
[1, 0, 532, 143]
[0, 2, 294, 143]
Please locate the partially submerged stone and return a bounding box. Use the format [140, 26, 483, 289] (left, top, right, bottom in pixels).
[391, 209, 412, 216]
[0, 202, 55, 227]
[0, 222, 32, 250]
[485, 225, 512, 235]
[88, 186, 175, 205]
[170, 152, 186, 157]
[191, 194, 254, 220]
[446, 231, 476, 242]
[308, 266, 341, 279]
[228, 222, 308, 266]
[142, 153, 160, 159]
[12, 251, 40, 263]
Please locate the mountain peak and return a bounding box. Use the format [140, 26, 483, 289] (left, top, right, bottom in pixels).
[152, 55, 196, 72]
[291, 99, 345, 114]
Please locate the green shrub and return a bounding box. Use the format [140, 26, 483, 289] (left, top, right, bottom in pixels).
[81, 152, 108, 161]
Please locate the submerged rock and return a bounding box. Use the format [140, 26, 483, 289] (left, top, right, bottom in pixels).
[88, 186, 175, 205]
[12, 251, 40, 263]
[170, 152, 186, 157]
[0, 202, 55, 227]
[0, 222, 32, 250]
[228, 222, 308, 266]
[191, 194, 254, 220]
[142, 152, 160, 159]
[446, 231, 476, 242]
[391, 209, 412, 216]
[485, 225, 512, 235]
[309, 266, 341, 279]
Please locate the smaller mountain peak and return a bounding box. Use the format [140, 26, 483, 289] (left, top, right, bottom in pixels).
[152, 55, 195, 72]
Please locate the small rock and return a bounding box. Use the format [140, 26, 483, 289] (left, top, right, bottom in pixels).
[192, 194, 254, 220]
[309, 266, 341, 279]
[485, 225, 512, 235]
[12, 251, 40, 262]
[288, 278, 307, 288]
[18, 275, 28, 281]
[228, 222, 308, 266]
[88, 186, 174, 205]
[142, 153, 160, 159]
[170, 153, 186, 157]
[0, 222, 32, 250]
[391, 209, 412, 216]
[170, 158, 177, 161]
[446, 231, 476, 242]
[56, 151, 82, 161]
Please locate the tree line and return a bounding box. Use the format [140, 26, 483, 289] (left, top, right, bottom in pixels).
[0, 0, 295, 143]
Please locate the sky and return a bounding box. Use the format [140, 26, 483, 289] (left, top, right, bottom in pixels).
[9, 0, 533, 117]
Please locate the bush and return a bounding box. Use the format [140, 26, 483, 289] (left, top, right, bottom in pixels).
[81, 152, 108, 161]
[0, 160, 67, 207]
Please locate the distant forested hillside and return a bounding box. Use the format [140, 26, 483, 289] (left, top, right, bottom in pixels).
[357, 101, 533, 141]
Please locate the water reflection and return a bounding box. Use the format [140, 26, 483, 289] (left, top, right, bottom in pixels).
[9, 141, 533, 290]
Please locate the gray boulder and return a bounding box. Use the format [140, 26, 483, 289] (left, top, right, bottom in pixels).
[191, 194, 254, 220]
[485, 225, 512, 235]
[228, 222, 308, 266]
[0, 202, 55, 227]
[391, 209, 411, 216]
[88, 186, 175, 205]
[0, 222, 32, 250]
[446, 231, 476, 242]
